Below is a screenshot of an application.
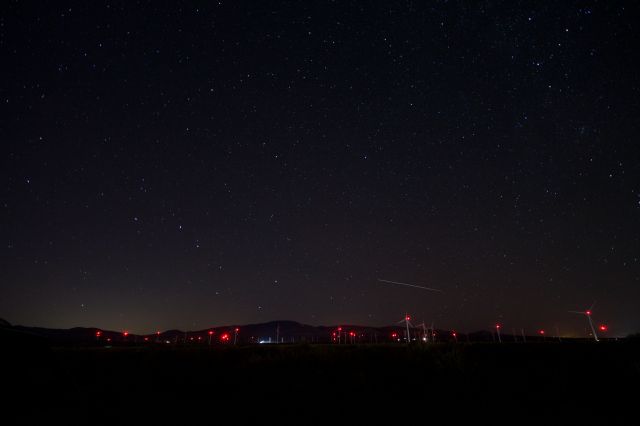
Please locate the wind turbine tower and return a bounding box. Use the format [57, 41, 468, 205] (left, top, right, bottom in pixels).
[568, 302, 599, 342]
[398, 314, 413, 343]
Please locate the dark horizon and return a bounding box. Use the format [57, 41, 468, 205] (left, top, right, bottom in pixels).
[4, 317, 623, 340]
[2, 2, 639, 336]
[1, 310, 629, 339]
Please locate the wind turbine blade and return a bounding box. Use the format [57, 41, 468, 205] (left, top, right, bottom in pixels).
[568, 310, 585, 315]
[589, 300, 597, 311]
[377, 279, 444, 293]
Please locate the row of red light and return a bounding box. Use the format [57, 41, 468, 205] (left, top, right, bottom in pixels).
[334, 327, 447, 342]
[95, 328, 240, 342]
[494, 323, 609, 335]
[97, 320, 611, 343]
[331, 327, 358, 341]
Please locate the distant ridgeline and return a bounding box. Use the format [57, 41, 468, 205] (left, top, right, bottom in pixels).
[2, 319, 622, 346]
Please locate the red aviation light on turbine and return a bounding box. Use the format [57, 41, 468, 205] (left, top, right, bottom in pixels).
[208, 330, 214, 335]
[599, 325, 608, 331]
[123, 331, 129, 337]
[495, 324, 501, 329]
[96, 331, 101, 337]
[539, 330, 545, 335]
[452, 331, 457, 337]
[585, 310, 592, 316]
[235, 328, 240, 332]
[337, 327, 342, 331]
[156, 331, 160, 336]
[405, 315, 411, 321]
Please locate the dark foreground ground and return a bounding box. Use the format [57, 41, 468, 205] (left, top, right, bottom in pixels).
[5, 340, 639, 423]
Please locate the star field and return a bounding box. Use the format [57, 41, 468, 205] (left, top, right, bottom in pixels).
[1, 1, 639, 335]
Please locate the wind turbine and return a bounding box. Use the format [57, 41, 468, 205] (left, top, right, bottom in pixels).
[397, 314, 414, 343]
[378, 279, 443, 344]
[568, 302, 599, 342]
[416, 322, 429, 342]
[495, 324, 502, 343]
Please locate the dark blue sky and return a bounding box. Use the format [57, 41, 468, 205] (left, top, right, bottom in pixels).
[2, 1, 639, 335]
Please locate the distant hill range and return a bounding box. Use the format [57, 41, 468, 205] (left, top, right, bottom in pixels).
[0, 318, 558, 346]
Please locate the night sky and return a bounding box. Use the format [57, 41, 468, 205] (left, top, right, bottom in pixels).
[2, 1, 639, 336]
